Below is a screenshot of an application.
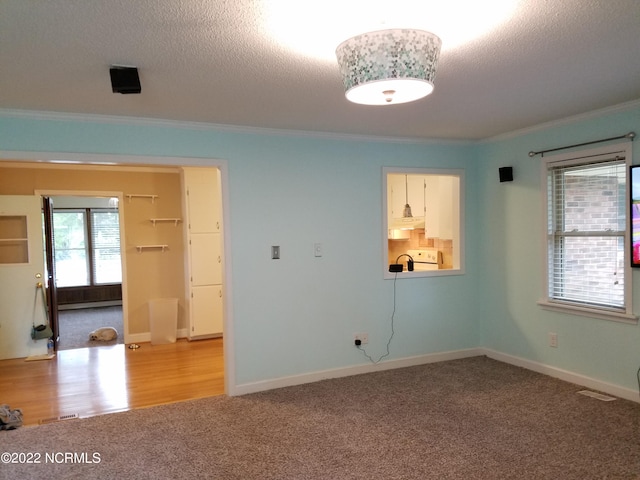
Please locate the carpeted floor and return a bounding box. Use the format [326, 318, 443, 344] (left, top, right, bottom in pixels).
[2, 356, 640, 479]
[57, 306, 124, 350]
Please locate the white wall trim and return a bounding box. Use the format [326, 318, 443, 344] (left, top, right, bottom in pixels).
[2, 100, 638, 151]
[481, 348, 640, 404]
[0, 158, 180, 174]
[126, 329, 189, 345]
[0, 150, 221, 168]
[234, 346, 640, 405]
[0, 108, 474, 146]
[232, 348, 483, 396]
[481, 98, 640, 144]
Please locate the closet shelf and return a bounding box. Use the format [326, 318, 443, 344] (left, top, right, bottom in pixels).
[149, 218, 181, 226]
[136, 244, 169, 253]
[126, 194, 158, 203]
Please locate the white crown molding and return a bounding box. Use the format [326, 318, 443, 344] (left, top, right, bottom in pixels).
[0, 108, 474, 146]
[0, 150, 231, 172]
[0, 157, 181, 173]
[4, 99, 636, 149]
[482, 98, 640, 144]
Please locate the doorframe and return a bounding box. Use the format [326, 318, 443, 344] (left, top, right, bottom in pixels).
[0, 152, 235, 396]
[35, 189, 128, 345]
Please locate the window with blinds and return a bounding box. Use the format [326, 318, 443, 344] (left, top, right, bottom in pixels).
[52, 208, 121, 287]
[544, 144, 633, 320]
[53, 210, 90, 287]
[91, 210, 122, 284]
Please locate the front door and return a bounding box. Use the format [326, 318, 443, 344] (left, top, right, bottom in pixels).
[0, 195, 47, 360]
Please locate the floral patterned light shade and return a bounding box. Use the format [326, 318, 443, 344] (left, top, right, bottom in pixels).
[335, 29, 441, 106]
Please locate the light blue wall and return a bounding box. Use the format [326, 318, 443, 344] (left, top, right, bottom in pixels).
[0, 114, 481, 386]
[3, 103, 639, 392]
[477, 104, 640, 391]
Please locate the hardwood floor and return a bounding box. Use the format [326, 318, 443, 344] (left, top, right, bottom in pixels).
[0, 338, 224, 426]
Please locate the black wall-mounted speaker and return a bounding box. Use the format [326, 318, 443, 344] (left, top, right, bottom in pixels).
[499, 167, 513, 182]
[110, 66, 141, 94]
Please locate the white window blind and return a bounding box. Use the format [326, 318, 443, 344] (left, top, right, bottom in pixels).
[547, 158, 626, 310]
[53, 210, 90, 287]
[91, 210, 122, 284]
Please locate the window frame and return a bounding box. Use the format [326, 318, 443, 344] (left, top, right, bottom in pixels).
[53, 207, 122, 288]
[382, 166, 465, 280]
[89, 208, 122, 285]
[538, 141, 636, 323]
[52, 208, 91, 287]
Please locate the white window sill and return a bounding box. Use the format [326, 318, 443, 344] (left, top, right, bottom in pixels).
[537, 299, 638, 325]
[383, 269, 465, 280]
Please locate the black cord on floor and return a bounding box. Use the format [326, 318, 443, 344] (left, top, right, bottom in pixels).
[357, 272, 397, 364]
[637, 365, 640, 398]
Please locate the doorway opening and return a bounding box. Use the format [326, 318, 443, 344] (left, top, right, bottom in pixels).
[42, 194, 126, 351]
[1, 156, 232, 397]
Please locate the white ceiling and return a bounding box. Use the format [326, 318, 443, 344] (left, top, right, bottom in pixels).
[1, 0, 639, 141]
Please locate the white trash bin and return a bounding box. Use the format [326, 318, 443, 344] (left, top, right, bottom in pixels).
[149, 298, 178, 345]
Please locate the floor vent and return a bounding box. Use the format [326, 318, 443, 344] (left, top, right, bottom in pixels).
[577, 390, 617, 402]
[39, 413, 79, 424]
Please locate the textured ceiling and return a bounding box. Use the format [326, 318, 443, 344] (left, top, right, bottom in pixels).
[1, 0, 639, 141]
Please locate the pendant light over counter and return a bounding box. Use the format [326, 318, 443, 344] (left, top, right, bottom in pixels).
[402, 174, 413, 218]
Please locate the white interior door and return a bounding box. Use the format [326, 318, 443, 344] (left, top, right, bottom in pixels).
[0, 195, 47, 360]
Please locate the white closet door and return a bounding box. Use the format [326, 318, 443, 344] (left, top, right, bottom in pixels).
[185, 169, 220, 233]
[191, 285, 223, 336]
[182, 167, 224, 339]
[190, 233, 221, 286]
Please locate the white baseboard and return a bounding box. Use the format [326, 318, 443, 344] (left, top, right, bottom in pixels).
[124, 328, 189, 345]
[231, 347, 483, 396]
[231, 346, 640, 403]
[58, 300, 122, 311]
[481, 348, 640, 404]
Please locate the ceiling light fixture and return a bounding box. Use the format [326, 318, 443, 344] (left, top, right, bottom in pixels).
[335, 29, 441, 105]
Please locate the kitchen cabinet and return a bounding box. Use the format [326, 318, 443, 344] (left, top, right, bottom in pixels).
[182, 167, 223, 339]
[191, 285, 223, 337]
[424, 176, 457, 240]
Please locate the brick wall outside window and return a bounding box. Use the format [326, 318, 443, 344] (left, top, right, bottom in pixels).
[551, 172, 625, 307]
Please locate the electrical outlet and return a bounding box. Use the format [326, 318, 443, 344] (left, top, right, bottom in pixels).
[353, 333, 368, 345]
[548, 332, 558, 348]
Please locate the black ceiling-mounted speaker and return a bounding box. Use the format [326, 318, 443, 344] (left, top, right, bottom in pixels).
[110, 66, 141, 94]
[499, 167, 513, 182]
